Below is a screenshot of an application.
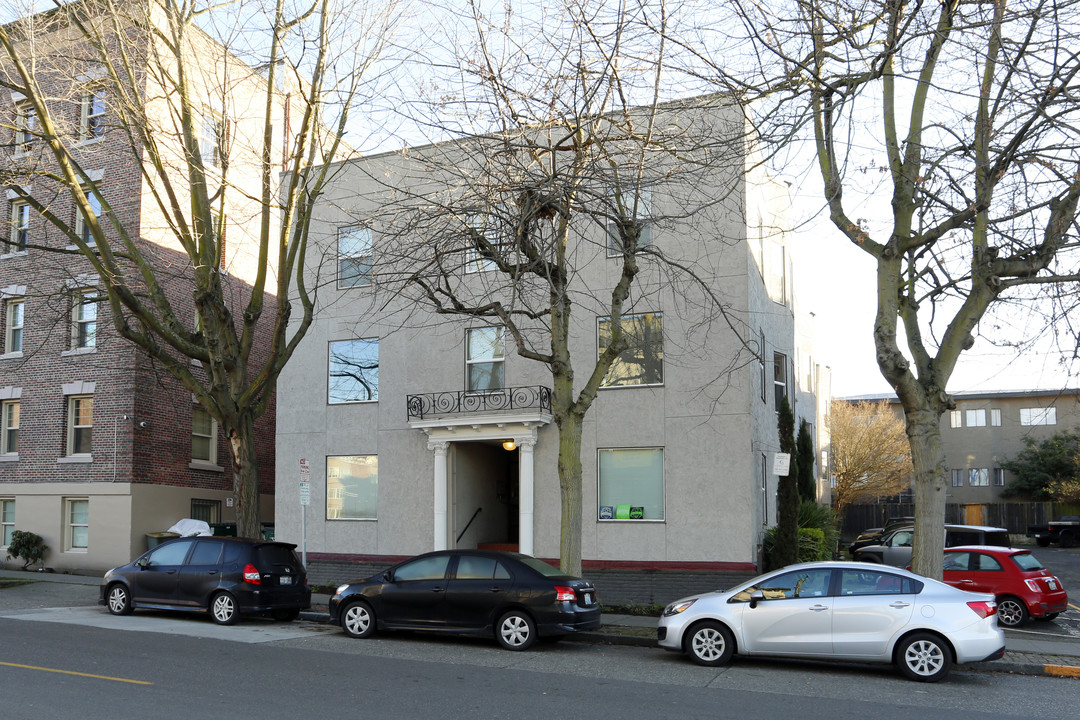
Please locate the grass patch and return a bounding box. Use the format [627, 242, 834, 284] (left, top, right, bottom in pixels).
[601, 602, 664, 617]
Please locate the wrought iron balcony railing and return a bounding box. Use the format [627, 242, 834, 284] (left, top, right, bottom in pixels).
[406, 386, 552, 421]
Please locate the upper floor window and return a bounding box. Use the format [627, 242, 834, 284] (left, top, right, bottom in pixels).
[15, 101, 37, 154]
[951, 469, 963, 487]
[1020, 407, 1056, 426]
[993, 468, 1005, 486]
[758, 331, 766, 403]
[337, 226, 373, 288]
[598, 312, 663, 388]
[200, 115, 223, 168]
[4, 299, 23, 353]
[328, 338, 379, 403]
[606, 188, 652, 257]
[773, 351, 788, 409]
[71, 290, 98, 349]
[191, 406, 217, 463]
[949, 410, 962, 428]
[75, 188, 103, 246]
[966, 409, 986, 427]
[67, 395, 93, 456]
[9, 201, 30, 251]
[466, 326, 504, 392]
[991, 408, 1002, 426]
[969, 468, 989, 487]
[1, 400, 18, 456]
[465, 212, 506, 273]
[80, 89, 107, 141]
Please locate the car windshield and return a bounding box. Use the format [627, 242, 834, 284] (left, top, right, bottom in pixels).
[516, 556, 573, 578]
[1010, 552, 1044, 571]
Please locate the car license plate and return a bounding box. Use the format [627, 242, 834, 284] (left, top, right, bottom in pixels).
[280, 576, 292, 585]
[1048, 580, 1057, 590]
[582, 592, 593, 605]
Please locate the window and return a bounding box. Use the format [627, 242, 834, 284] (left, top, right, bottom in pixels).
[758, 331, 766, 403]
[773, 351, 788, 409]
[67, 395, 93, 455]
[188, 539, 223, 566]
[606, 187, 652, 257]
[465, 212, 505, 273]
[965, 409, 986, 427]
[949, 410, 962, 428]
[597, 447, 664, 521]
[733, 568, 833, 602]
[969, 468, 989, 487]
[71, 289, 98, 348]
[200, 115, 222, 167]
[75, 188, 103, 246]
[1, 400, 18, 455]
[9, 201, 29, 251]
[598, 312, 663, 388]
[466, 327, 504, 392]
[760, 453, 768, 524]
[5, 299, 23, 353]
[1, 499, 14, 546]
[80, 89, 107, 141]
[974, 553, 1003, 571]
[837, 569, 916, 596]
[65, 498, 89, 550]
[951, 469, 963, 487]
[337, 226, 373, 288]
[190, 499, 221, 524]
[328, 338, 379, 403]
[326, 455, 377, 519]
[15, 101, 37, 154]
[991, 408, 1002, 427]
[392, 554, 450, 582]
[455, 555, 511, 580]
[993, 468, 1005, 487]
[191, 406, 216, 463]
[1020, 407, 1056, 426]
[145, 539, 192, 566]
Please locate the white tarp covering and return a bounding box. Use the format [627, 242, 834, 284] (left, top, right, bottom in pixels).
[166, 518, 213, 536]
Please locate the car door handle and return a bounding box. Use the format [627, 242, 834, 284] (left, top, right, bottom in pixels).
[432, 587, 444, 593]
[207, 570, 218, 576]
[957, 580, 974, 584]
[809, 604, 828, 612]
[164, 570, 176, 575]
[488, 587, 503, 592]
[890, 601, 911, 609]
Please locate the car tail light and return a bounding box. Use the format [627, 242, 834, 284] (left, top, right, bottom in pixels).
[966, 600, 996, 618]
[1024, 579, 1042, 592]
[554, 586, 576, 602]
[243, 563, 262, 585]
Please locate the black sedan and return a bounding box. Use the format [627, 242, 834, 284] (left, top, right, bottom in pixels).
[329, 550, 602, 650]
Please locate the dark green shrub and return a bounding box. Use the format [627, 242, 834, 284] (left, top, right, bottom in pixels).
[6, 530, 49, 570]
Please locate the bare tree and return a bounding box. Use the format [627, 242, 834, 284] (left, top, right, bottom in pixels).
[0, 0, 402, 536]
[827, 400, 913, 517]
[683, 0, 1080, 577]
[366, 1, 764, 574]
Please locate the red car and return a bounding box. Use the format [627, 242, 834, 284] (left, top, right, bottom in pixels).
[941, 546, 1068, 627]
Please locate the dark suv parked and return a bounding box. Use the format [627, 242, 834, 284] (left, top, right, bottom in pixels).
[99, 536, 310, 625]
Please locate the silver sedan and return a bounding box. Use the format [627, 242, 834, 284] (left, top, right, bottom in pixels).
[657, 561, 1005, 682]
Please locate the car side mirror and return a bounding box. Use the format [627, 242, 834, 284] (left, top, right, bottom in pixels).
[382, 570, 393, 583]
[136, 558, 149, 569]
[749, 589, 765, 609]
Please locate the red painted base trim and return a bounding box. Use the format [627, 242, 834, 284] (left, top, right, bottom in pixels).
[305, 551, 757, 573]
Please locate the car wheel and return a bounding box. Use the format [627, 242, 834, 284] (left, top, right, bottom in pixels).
[685, 621, 735, 667]
[1035, 537, 1052, 547]
[1060, 531, 1077, 549]
[896, 632, 952, 682]
[495, 610, 537, 651]
[210, 592, 239, 625]
[106, 583, 133, 616]
[996, 596, 1029, 627]
[341, 600, 376, 638]
[272, 609, 300, 622]
[1036, 613, 1060, 622]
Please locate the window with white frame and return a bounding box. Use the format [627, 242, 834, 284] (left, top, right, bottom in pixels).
[598, 313, 663, 388]
[598, 448, 664, 520]
[200, 114, 223, 168]
[5, 298, 23, 353]
[9, 201, 29, 251]
[191, 405, 217, 463]
[773, 351, 788, 409]
[67, 395, 93, 456]
[337, 226, 373, 288]
[328, 338, 379, 403]
[65, 498, 89, 550]
[80, 89, 107, 141]
[969, 468, 989, 487]
[1, 498, 13, 546]
[991, 408, 1002, 427]
[15, 101, 37, 154]
[949, 410, 962, 428]
[758, 331, 766, 403]
[326, 455, 378, 519]
[75, 188, 102, 246]
[71, 289, 98, 349]
[1, 400, 18, 456]
[761, 453, 768, 524]
[1020, 407, 1056, 426]
[951, 469, 964, 487]
[993, 468, 1005, 487]
[465, 211, 505, 273]
[606, 187, 652, 257]
[966, 409, 986, 427]
[466, 327, 504, 392]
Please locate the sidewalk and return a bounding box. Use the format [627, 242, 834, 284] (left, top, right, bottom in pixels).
[4, 569, 1076, 679]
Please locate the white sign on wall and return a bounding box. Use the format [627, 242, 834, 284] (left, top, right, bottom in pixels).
[772, 453, 791, 477]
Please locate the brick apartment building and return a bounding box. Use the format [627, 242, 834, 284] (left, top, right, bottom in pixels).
[0, 2, 286, 572]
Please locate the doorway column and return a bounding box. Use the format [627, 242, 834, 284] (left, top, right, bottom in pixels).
[517, 437, 535, 556]
[429, 440, 449, 550]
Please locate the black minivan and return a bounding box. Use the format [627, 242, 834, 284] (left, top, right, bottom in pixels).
[99, 536, 310, 625]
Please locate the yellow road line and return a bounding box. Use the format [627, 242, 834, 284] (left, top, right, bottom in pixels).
[0, 661, 152, 685]
[1044, 665, 1080, 679]
[1069, 603, 1080, 612]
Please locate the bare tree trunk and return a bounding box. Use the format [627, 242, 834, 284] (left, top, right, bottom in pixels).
[226, 414, 261, 539]
[906, 408, 948, 579]
[554, 370, 583, 577]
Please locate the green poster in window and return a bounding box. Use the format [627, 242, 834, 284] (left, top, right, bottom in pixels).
[629, 506, 644, 519]
[616, 504, 631, 519]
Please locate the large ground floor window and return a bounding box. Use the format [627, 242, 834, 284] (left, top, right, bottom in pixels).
[597, 447, 664, 520]
[327, 455, 378, 520]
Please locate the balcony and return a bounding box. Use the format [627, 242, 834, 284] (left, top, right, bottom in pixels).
[406, 386, 552, 421]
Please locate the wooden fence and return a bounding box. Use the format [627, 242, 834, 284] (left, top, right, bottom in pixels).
[840, 501, 1080, 540]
